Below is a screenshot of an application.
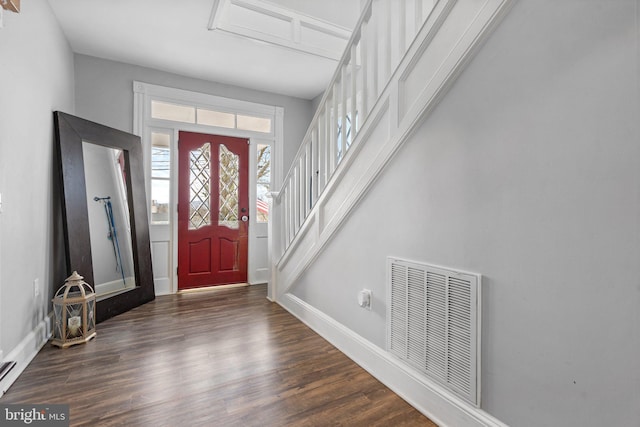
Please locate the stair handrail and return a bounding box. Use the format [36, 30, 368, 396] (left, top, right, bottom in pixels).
[274, 0, 435, 258]
[275, 0, 374, 199]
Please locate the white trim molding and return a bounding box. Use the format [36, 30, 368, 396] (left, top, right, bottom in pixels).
[133, 82, 284, 295]
[208, 0, 352, 61]
[0, 313, 52, 397]
[280, 293, 508, 427]
[271, 0, 514, 425]
[274, 0, 514, 297]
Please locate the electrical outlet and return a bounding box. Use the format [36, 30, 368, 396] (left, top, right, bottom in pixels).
[358, 289, 372, 310]
[34, 278, 40, 298]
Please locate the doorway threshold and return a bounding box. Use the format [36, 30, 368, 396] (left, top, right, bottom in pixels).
[178, 283, 249, 294]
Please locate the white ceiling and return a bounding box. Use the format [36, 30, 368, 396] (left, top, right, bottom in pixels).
[48, 0, 363, 100]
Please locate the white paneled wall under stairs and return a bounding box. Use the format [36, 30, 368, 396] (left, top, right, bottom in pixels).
[270, 0, 512, 299]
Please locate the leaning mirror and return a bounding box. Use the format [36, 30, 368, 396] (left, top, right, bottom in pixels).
[83, 144, 136, 296]
[54, 112, 154, 323]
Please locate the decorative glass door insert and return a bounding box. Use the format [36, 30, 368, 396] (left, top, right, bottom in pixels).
[188, 143, 211, 230]
[218, 144, 239, 229]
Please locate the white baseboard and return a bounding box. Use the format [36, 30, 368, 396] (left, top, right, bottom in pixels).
[0, 313, 52, 397]
[153, 278, 172, 296]
[279, 293, 508, 427]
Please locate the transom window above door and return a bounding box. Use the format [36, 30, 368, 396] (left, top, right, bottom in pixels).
[150, 100, 272, 134]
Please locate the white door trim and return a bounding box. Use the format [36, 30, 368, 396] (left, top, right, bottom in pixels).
[133, 81, 283, 293]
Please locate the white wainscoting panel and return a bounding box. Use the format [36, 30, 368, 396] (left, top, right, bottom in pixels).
[209, 0, 352, 60]
[151, 240, 171, 295]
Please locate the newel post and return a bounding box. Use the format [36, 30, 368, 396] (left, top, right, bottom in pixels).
[266, 191, 282, 301]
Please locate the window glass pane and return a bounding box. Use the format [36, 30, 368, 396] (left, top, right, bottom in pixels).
[336, 107, 343, 163]
[344, 57, 353, 149]
[345, 112, 354, 148]
[151, 132, 170, 179]
[256, 144, 271, 222]
[237, 115, 272, 133]
[151, 179, 170, 224]
[151, 100, 195, 123]
[197, 108, 235, 128]
[189, 143, 211, 230]
[219, 144, 239, 229]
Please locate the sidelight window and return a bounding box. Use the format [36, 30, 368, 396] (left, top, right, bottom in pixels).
[256, 144, 271, 222]
[151, 132, 171, 224]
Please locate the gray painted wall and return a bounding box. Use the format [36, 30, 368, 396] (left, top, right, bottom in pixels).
[310, 91, 324, 117]
[290, 0, 640, 425]
[74, 54, 314, 175]
[0, 2, 75, 354]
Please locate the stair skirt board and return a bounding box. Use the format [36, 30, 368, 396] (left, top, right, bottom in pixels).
[274, 0, 515, 298]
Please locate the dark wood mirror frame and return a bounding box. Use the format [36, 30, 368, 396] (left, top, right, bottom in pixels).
[54, 111, 155, 323]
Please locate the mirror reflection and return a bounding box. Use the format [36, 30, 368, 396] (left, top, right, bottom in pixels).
[82, 142, 137, 298]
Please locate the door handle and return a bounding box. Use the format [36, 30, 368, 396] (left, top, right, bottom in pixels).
[241, 215, 249, 222]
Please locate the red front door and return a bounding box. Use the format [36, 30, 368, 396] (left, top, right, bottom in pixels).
[178, 131, 249, 290]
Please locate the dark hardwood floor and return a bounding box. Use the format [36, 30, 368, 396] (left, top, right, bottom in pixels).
[1, 284, 435, 426]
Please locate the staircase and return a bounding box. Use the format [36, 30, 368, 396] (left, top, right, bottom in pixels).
[268, 1, 513, 425]
[269, 0, 512, 301]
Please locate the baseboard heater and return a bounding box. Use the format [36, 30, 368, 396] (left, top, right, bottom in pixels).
[0, 361, 16, 382]
[387, 257, 481, 406]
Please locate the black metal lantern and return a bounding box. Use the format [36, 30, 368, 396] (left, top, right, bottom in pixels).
[51, 271, 96, 348]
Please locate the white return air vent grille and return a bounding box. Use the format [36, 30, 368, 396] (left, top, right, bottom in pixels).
[387, 258, 481, 406]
